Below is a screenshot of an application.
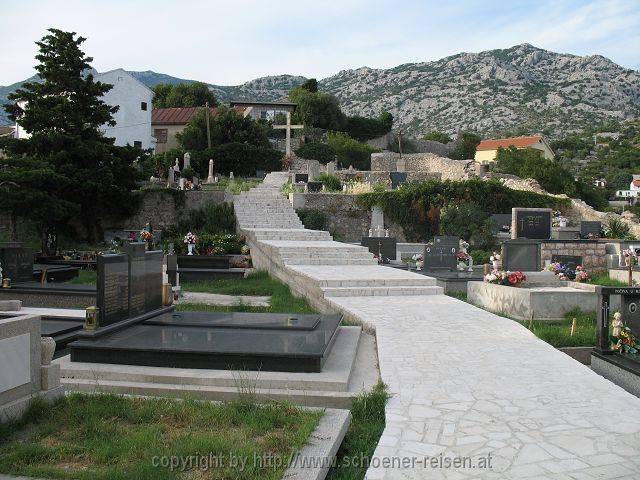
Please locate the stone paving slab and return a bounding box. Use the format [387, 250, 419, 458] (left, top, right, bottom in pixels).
[0, 306, 85, 318]
[177, 291, 270, 307]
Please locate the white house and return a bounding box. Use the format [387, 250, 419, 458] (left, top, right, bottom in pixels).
[14, 69, 155, 150]
[96, 69, 155, 150]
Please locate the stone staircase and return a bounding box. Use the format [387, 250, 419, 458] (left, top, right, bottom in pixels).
[235, 172, 443, 297]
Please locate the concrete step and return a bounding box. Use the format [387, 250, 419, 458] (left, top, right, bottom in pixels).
[318, 277, 437, 287]
[323, 285, 443, 297]
[283, 258, 378, 265]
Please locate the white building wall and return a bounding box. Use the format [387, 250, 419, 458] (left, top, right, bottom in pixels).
[96, 69, 155, 150]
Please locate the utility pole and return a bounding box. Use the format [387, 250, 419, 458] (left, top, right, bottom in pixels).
[397, 130, 403, 158]
[205, 102, 211, 148]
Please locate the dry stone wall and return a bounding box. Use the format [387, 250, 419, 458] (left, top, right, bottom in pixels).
[371, 153, 473, 181]
[541, 241, 607, 273]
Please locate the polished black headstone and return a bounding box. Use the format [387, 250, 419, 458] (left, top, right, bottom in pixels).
[294, 173, 308, 183]
[581, 221, 601, 238]
[144, 250, 164, 311]
[0, 243, 34, 283]
[423, 236, 459, 270]
[514, 210, 551, 239]
[621, 295, 640, 337]
[307, 181, 323, 192]
[361, 237, 397, 260]
[256, 169, 267, 179]
[147, 312, 320, 330]
[124, 243, 147, 317]
[166, 254, 177, 285]
[551, 254, 583, 269]
[502, 241, 541, 271]
[96, 253, 130, 326]
[389, 172, 407, 189]
[490, 214, 512, 234]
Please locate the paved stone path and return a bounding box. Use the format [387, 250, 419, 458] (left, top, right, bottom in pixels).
[235, 173, 640, 479]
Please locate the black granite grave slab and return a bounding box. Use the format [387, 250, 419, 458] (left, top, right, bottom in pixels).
[124, 243, 147, 317]
[307, 181, 323, 192]
[423, 236, 459, 270]
[551, 254, 583, 269]
[581, 221, 602, 238]
[621, 295, 640, 337]
[490, 214, 512, 234]
[502, 240, 541, 271]
[514, 210, 551, 239]
[361, 237, 397, 260]
[146, 312, 320, 330]
[389, 172, 407, 189]
[294, 173, 308, 183]
[96, 253, 130, 326]
[145, 251, 164, 311]
[70, 312, 343, 372]
[0, 243, 35, 282]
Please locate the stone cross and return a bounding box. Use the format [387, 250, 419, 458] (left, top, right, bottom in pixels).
[207, 159, 214, 183]
[272, 111, 304, 158]
[183, 152, 191, 170]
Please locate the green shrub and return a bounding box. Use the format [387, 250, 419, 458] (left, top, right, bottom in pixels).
[326, 131, 377, 170]
[470, 249, 492, 265]
[315, 173, 342, 192]
[163, 203, 236, 249]
[180, 167, 196, 180]
[297, 209, 328, 231]
[295, 142, 336, 164]
[604, 217, 635, 240]
[423, 131, 451, 144]
[358, 178, 567, 242]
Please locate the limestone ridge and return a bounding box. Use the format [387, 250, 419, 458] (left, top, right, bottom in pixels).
[2, 44, 638, 134]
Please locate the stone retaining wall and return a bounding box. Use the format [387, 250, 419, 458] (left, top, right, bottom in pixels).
[541, 241, 607, 272]
[371, 153, 473, 180]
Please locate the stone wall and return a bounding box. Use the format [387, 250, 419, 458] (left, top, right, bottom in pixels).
[412, 139, 455, 157]
[540, 241, 607, 273]
[104, 190, 230, 231]
[290, 193, 406, 242]
[371, 153, 473, 181]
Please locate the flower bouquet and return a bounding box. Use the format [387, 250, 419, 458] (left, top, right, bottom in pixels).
[484, 270, 527, 288]
[611, 326, 639, 354]
[183, 232, 198, 255]
[140, 230, 153, 242]
[412, 253, 424, 270]
[574, 266, 589, 283]
[490, 251, 501, 269]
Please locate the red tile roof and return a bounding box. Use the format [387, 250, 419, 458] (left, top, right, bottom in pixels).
[476, 135, 544, 151]
[152, 107, 216, 125]
[152, 105, 248, 125]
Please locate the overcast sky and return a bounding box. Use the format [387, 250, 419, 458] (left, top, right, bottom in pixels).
[2, 0, 639, 87]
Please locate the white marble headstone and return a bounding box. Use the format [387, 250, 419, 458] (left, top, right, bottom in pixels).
[0, 334, 30, 393]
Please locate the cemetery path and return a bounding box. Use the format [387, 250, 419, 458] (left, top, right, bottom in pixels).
[235, 173, 640, 480]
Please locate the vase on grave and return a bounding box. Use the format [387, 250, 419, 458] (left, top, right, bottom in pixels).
[416, 260, 423, 270]
[187, 243, 195, 256]
[40, 337, 56, 365]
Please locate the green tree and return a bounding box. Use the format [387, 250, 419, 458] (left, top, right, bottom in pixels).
[3, 28, 139, 241]
[345, 112, 394, 141]
[177, 106, 271, 151]
[289, 86, 346, 131]
[295, 142, 336, 164]
[423, 131, 451, 144]
[326, 131, 376, 170]
[152, 82, 217, 108]
[449, 131, 481, 160]
[300, 78, 318, 93]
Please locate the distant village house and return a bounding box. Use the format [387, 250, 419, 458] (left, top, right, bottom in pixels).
[475, 135, 555, 163]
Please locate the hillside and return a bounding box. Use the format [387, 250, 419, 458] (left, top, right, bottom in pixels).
[2, 44, 639, 137]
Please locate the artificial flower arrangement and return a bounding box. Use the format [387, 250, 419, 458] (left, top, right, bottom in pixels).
[127, 232, 137, 242]
[241, 245, 250, 255]
[547, 262, 590, 282]
[140, 230, 153, 242]
[490, 252, 501, 262]
[183, 232, 198, 245]
[622, 248, 639, 266]
[551, 210, 567, 227]
[611, 326, 639, 354]
[484, 270, 527, 287]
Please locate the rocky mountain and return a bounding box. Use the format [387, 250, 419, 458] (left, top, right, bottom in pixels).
[320, 44, 640, 137]
[2, 44, 639, 137]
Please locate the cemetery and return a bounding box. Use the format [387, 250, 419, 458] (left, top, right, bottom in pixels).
[2, 28, 640, 478]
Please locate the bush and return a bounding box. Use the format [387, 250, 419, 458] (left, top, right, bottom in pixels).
[163, 203, 236, 247]
[295, 142, 336, 164]
[326, 132, 377, 170]
[358, 178, 567, 242]
[315, 173, 342, 192]
[470, 249, 492, 265]
[296, 209, 327, 231]
[604, 218, 635, 240]
[423, 131, 451, 144]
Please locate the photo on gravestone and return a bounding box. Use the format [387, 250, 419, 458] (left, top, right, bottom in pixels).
[551, 254, 583, 270]
[423, 236, 459, 270]
[514, 209, 552, 240]
[124, 243, 147, 317]
[580, 221, 601, 238]
[96, 253, 130, 327]
[502, 241, 541, 272]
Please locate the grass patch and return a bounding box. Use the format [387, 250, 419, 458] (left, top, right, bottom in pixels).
[589, 273, 628, 287]
[180, 271, 316, 314]
[327, 382, 389, 480]
[66, 269, 97, 285]
[522, 308, 597, 348]
[446, 291, 467, 301]
[0, 393, 322, 480]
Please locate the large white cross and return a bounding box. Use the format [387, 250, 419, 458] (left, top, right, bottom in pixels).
[272, 111, 304, 158]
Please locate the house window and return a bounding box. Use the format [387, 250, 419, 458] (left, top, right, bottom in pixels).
[154, 129, 168, 144]
[134, 141, 142, 149]
[260, 110, 267, 119]
[141, 102, 148, 111]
